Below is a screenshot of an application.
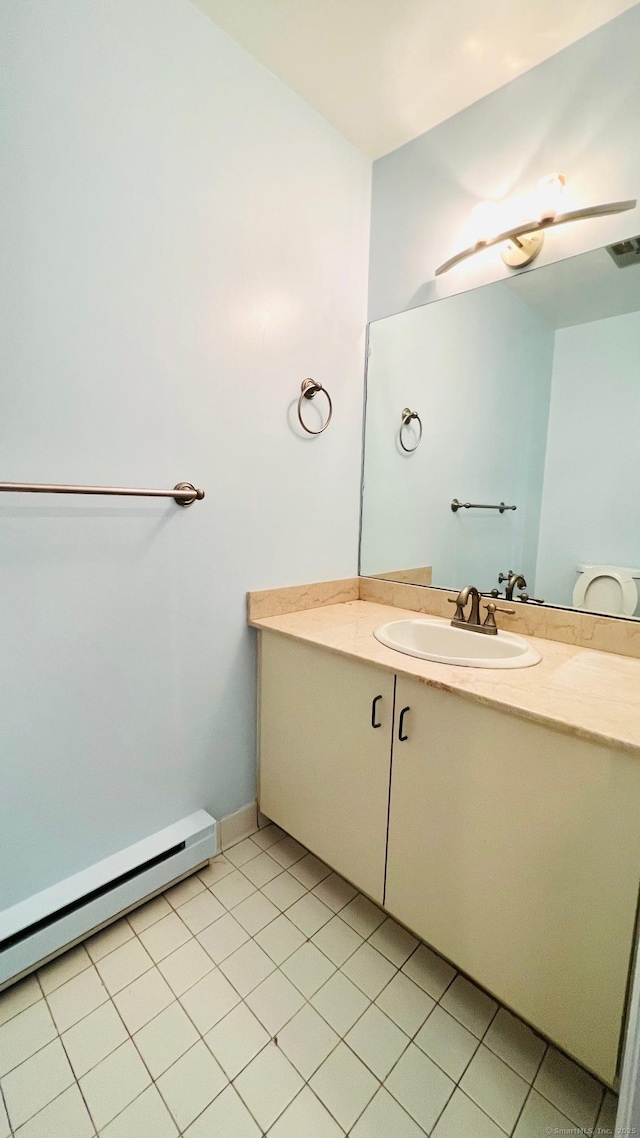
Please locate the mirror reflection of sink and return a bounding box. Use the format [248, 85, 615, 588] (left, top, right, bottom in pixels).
[374, 617, 542, 669]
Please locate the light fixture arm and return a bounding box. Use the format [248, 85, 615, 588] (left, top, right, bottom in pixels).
[435, 198, 637, 277]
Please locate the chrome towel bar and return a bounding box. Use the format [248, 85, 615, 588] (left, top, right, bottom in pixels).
[0, 481, 205, 507]
[451, 499, 516, 513]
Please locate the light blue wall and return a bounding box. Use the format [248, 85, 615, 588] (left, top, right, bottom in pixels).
[535, 310, 640, 607]
[369, 5, 640, 321]
[0, 0, 370, 909]
[361, 285, 553, 592]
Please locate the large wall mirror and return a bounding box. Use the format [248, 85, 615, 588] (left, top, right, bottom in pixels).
[360, 240, 640, 619]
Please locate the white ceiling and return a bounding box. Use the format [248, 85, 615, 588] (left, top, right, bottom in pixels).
[191, 0, 637, 158]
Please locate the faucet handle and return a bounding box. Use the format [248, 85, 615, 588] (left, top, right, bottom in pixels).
[482, 602, 516, 630]
[518, 592, 545, 604]
[448, 596, 466, 622]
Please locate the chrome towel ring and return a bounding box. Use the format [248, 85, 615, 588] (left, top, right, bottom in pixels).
[297, 378, 333, 435]
[399, 407, 422, 452]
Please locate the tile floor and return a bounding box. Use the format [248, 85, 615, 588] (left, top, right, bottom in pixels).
[0, 824, 620, 1137]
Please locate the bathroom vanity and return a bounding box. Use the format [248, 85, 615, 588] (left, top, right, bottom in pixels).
[251, 593, 640, 1087]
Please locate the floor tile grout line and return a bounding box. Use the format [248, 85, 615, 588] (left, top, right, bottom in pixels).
[7, 850, 356, 1129]
[512, 1062, 608, 1138]
[463, 993, 607, 1133]
[373, 976, 435, 1044]
[11, 1079, 97, 1136]
[279, 917, 534, 1135]
[0, 901, 500, 1106]
[33, 919, 140, 1002]
[0, 970, 77, 1129]
[2, 835, 616, 1136]
[440, 1008, 588, 1137]
[98, 900, 217, 1006]
[343, 1012, 412, 1082]
[0, 991, 45, 1033]
[479, 1000, 501, 1042]
[172, 1070, 263, 1138]
[481, 1019, 548, 1083]
[268, 1026, 374, 1137]
[0, 1082, 14, 1138]
[202, 840, 617, 1132]
[110, 1036, 203, 1135]
[59, 868, 317, 1067]
[509, 1081, 539, 1137]
[305, 1052, 379, 1137]
[38, 894, 241, 1132]
[6, 948, 392, 1136]
[8, 837, 312, 1023]
[439, 1084, 510, 1137]
[157, 874, 348, 1138]
[55, 961, 161, 1134]
[0, 1020, 61, 1080]
[232, 1050, 306, 1137]
[2, 1017, 603, 1136]
[134, 907, 201, 959]
[93, 1083, 159, 1137]
[213, 910, 394, 1108]
[221, 832, 299, 876]
[507, 1035, 552, 1132]
[38, 887, 183, 995]
[44, 931, 157, 1007]
[412, 982, 513, 1119]
[106, 966, 234, 1135]
[450, 1057, 521, 1137]
[57, 1014, 103, 1134]
[2, 942, 606, 1138]
[2, 971, 93, 1131]
[115, 880, 328, 1120]
[530, 1074, 607, 1135]
[81, 970, 206, 1134]
[294, 1082, 349, 1137]
[594, 1081, 607, 1125]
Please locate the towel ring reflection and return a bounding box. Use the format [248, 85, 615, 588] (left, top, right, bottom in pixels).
[399, 407, 422, 453]
[297, 378, 333, 435]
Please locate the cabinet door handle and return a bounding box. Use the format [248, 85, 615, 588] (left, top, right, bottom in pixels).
[371, 694, 383, 729]
[398, 706, 410, 741]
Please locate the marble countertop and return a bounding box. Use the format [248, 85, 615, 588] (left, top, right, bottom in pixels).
[250, 599, 640, 755]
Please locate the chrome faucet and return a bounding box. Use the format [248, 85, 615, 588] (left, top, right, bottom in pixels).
[449, 585, 515, 636]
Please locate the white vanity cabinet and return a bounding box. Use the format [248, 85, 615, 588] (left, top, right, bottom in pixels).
[257, 630, 640, 1084]
[385, 678, 640, 1085]
[258, 632, 394, 904]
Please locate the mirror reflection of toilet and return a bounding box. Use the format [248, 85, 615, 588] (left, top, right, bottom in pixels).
[573, 564, 640, 616]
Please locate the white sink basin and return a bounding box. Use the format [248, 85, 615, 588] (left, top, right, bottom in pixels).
[374, 617, 541, 669]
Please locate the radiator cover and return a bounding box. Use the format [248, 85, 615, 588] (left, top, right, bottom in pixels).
[0, 810, 217, 989]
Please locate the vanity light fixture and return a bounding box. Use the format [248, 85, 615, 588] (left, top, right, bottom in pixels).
[435, 174, 636, 276]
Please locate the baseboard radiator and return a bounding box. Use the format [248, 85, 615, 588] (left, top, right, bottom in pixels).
[0, 810, 217, 989]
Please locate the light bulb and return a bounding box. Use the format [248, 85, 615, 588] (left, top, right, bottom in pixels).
[536, 173, 565, 221]
[468, 201, 502, 245]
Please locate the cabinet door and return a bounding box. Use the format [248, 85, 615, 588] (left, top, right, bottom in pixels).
[258, 632, 394, 903]
[385, 677, 640, 1084]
